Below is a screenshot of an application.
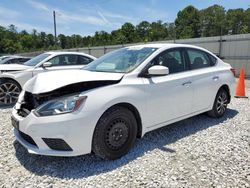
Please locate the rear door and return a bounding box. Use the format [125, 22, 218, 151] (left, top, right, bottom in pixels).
[142, 48, 194, 128]
[185, 48, 220, 112]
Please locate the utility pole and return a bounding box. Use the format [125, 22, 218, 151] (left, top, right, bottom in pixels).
[219, 24, 224, 58]
[53, 10, 57, 45]
[173, 24, 176, 43]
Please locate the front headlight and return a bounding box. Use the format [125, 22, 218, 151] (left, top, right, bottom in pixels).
[34, 95, 87, 117]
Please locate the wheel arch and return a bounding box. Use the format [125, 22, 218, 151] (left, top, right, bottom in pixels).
[0, 77, 22, 90]
[98, 102, 143, 138]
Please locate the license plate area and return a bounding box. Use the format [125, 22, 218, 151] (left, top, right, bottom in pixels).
[11, 116, 19, 130]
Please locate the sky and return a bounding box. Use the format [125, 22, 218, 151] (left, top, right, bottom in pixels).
[0, 0, 249, 36]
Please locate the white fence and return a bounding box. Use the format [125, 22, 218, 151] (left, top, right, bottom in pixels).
[19, 33, 250, 77]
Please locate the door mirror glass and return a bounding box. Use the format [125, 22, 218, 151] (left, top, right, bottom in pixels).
[42, 62, 52, 68]
[148, 65, 169, 76]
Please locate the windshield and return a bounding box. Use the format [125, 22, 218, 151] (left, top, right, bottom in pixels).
[24, 53, 50, 66]
[84, 47, 157, 73]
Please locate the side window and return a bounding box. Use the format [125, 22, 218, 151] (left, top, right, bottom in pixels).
[19, 58, 29, 63]
[78, 55, 93, 65]
[208, 54, 217, 66]
[48, 55, 78, 66]
[187, 49, 211, 70]
[11, 59, 18, 64]
[150, 49, 185, 74]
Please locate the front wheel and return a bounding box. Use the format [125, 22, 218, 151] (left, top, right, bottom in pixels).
[92, 106, 138, 160]
[207, 88, 229, 118]
[0, 80, 21, 105]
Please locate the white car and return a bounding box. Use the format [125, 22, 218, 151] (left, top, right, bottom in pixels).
[12, 44, 235, 160]
[0, 52, 96, 105]
[0, 55, 19, 61]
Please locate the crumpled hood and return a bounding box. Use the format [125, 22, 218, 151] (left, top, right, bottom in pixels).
[0, 64, 31, 71]
[24, 69, 124, 94]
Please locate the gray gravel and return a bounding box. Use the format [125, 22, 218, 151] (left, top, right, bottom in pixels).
[0, 80, 250, 188]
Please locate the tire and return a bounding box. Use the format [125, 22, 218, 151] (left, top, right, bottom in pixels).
[92, 106, 138, 160]
[0, 79, 21, 105]
[207, 88, 229, 118]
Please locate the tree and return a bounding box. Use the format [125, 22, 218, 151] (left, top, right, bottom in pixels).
[243, 8, 250, 33]
[19, 35, 34, 50]
[120, 23, 139, 43]
[46, 34, 55, 47]
[2, 39, 21, 53]
[39, 32, 47, 48]
[175, 5, 200, 39]
[167, 23, 176, 41]
[0, 26, 6, 53]
[200, 5, 226, 37]
[111, 29, 126, 44]
[136, 21, 151, 42]
[226, 9, 245, 34]
[58, 34, 67, 49]
[149, 20, 168, 41]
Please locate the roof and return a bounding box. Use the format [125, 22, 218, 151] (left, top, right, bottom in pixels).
[44, 51, 90, 55]
[126, 43, 216, 56]
[44, 51, 96, 59]
[128, 43, 207, 50]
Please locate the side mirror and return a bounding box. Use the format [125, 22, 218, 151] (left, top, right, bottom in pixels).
[42, 62, 52, 68]
[148, 65, 169, 76]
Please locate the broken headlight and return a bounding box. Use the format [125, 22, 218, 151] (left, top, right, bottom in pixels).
[34, 95, 87, 116]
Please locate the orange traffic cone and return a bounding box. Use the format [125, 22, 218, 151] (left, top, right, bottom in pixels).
[235, 67, 248, 98]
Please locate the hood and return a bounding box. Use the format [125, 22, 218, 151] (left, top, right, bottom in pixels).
[0, 64, 31, 71]
[24, 69, 124, 94]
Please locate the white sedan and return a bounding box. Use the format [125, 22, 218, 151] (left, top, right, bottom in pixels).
[0, 52, 96, 105]
[12, 44, 235, 160]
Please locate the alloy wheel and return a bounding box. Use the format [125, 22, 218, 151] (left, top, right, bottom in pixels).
[216, 92, 228, 115]
[0, 82, 20, 104]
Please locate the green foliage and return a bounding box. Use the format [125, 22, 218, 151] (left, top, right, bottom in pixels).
[136, 21, 151, 42]
[226, 9, 245, 34]
[175, 5, 200, 39]
[243, 8, 250, 33]
[149, 20, 168, 41]
[200, 5, 226, 37]
[0, 5, 249, 54]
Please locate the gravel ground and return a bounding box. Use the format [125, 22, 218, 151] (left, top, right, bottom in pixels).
[0, 80, 250, 188]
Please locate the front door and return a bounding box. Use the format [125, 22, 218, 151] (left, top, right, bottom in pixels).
[143, 48, 193, 128]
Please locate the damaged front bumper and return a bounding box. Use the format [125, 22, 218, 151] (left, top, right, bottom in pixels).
[12, 107, 98, 157]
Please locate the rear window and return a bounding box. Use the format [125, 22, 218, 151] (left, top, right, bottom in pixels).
[78, 55, 93, 65]
[208, 54, 217, 66]
[187, 49, 211, 70]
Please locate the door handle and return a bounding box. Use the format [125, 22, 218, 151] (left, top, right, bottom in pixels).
[212, 76, 219, 81]
[182, 81, 192, 86]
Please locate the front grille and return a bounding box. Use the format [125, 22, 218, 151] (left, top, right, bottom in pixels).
[19, 131, 37, 146]
[42, 138, 73, 151]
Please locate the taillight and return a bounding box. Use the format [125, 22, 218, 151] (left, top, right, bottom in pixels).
[230, 68, 236, 77]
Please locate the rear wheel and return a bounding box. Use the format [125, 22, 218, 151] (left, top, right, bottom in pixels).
[207, 88, 229, 118]
[92, 106, 138, 160]
[0, 80, 21, 105]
